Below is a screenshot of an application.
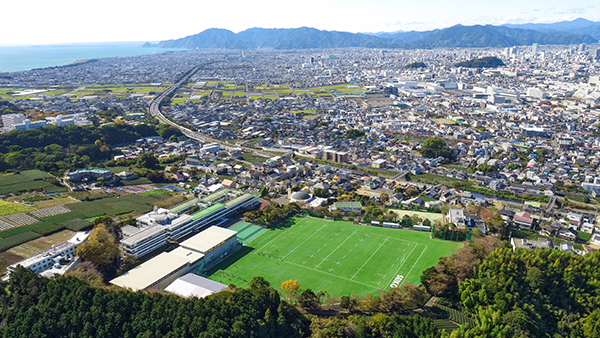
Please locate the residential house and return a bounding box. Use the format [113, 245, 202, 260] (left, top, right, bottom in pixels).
[513, 211, 534, 228]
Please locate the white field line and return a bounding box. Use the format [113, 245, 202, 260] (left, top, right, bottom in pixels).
[283, 259, 379, 289]
[399, 244, 428, 287]
[351, 238, 388, 280]
[255, 217, 308, 254]
[370, 232, 421, 245]
[281, 223, 327, 260]
[386, 242, 419, 287]
[315, 230, 358, 269]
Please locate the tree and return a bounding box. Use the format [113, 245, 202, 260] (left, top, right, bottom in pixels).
[281, 279, 300, 299]
[583, 309, 600, 338]
[345, 129, 365, 140]
[136, 152, 159, 169]
[380, 193, 390, 204]
[406, 188, 420, 197]
[298, 289, 320, 310]
[419, 137, 454, 162]
[314, 188, 329, 198]
[76, 224, 120, 265]
[146, 170, 165, 183]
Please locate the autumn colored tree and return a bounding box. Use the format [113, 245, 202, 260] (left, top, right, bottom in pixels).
[76, 224, 120, 265]
[281, 279, 300, 299]
[421, 236, 505, 297]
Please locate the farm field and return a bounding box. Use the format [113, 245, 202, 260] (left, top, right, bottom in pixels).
[0, 200, 34, 216]
[208, 217, 461, 297]
[7, 229, 75, 258]
[65, 193, 170, 218]
[0, 170, 66, 195]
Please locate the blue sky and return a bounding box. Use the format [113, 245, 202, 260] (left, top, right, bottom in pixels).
[1, 0, 598, 45]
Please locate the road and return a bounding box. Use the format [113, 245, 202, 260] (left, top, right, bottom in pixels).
[148, 65, 286, 158]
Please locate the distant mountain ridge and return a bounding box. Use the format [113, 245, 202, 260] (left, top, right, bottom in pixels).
[157, 27, 404, 49]
[154, 18, 599, 50]
[504, 18, 600, 40]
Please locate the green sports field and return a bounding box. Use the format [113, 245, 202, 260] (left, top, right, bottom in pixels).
[208, 217, 461, 296]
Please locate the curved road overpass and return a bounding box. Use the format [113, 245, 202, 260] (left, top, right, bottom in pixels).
[148, 66, 284, 158]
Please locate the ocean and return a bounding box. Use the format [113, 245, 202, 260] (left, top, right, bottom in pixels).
[0, 43, 180, 72]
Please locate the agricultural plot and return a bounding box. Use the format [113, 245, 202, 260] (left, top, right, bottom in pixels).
[208, 217, 461, 297]
[0, 200, 35, 216]
[0, 231, 41, 252]
[28, 206, 71, 219]
[65, 193, 170, 218]
[19, 229, 75, 253]
[0, 219, 14, 232]
[0, 170, 64, 195]
[2, 213, 39, 226]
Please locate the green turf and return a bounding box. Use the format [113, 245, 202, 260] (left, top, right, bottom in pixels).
[208, 217, 461, 297]
[230, 222, 267, 244]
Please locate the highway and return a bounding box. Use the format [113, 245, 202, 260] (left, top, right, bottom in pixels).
[148, 65, 285, 158]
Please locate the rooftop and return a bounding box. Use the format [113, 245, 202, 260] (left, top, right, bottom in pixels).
[110, 247, 204, 291]
[164, 273, 227, 298]
[120, 225, 166, 246]
[169, 198, 198, 214]
[10, 231, 89, 269]
[180, 226, 237, 254]
[226, 193, 256, 208]
[334, 201, 362, 208]
[202, 189, 231, 202]
[191, 203, 226, 220]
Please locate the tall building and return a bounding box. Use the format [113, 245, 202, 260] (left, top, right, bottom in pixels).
[323, 149, 349, 164]
[2, 113, 26, 132]
[532, 43, 539, 55]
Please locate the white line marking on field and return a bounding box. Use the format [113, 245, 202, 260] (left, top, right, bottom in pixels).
[315, 230, 357, 269]
[399, 244, 428, 287]
[386, 242, 419, 287]
[281, 223, 327, 260]
[351, 238, 388, 280]
[283, 259, 378, 289]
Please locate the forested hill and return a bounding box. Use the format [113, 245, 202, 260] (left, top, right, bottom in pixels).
[454, 248, 600, 337]
[0, 268, 442, 338]
[454, 56, 505, 68]
[0, 122, 180, 172]
[0, 268, 310, 338]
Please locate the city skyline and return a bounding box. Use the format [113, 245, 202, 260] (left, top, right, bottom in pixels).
[1, 0, 598, 46]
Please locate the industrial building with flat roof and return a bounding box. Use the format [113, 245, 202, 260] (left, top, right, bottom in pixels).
[110, 247, 205, 291]
[165, 273, 227, 298]
[6, 231, 90, 276]
[64, 168, 112, 181]
[110, 226, 240, 292]
[119, 189, 259, 259]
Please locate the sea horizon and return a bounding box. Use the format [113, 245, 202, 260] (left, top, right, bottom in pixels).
[0, 42, 179, 73]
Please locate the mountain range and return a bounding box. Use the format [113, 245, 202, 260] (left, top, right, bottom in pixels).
[154, 18, 600, 50]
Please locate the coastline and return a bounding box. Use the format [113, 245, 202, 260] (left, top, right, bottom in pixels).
[0, 45, 181, 73]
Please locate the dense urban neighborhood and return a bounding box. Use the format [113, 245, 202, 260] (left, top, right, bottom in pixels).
[1, 42, 600, 337]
